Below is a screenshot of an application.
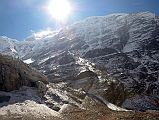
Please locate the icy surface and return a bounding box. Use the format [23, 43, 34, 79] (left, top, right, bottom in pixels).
[23, 58, 34, 64]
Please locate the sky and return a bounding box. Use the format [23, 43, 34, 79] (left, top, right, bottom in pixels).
[0, 0, 159, 40]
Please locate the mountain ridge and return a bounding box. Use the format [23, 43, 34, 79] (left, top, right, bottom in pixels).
[0, 12, 159, 112]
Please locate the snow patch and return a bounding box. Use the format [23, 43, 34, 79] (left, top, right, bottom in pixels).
[10, 48, 17, 53]
[23, 58, 34, 64]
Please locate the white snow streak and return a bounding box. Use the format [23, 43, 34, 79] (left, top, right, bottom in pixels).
[23, 58, 34, 64]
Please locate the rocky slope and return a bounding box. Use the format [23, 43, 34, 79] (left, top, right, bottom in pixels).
[0, 12, 159, 118]
[0, 93, 159, 120]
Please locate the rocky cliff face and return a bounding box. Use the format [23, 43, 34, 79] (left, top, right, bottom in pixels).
[0, 54, 48, 92]
[0, 12, 159, 111]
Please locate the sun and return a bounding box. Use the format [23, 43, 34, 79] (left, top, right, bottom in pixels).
[47, 0, 72, 22]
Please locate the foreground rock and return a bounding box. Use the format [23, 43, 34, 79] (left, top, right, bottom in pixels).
[0, 87, 61, 120]
[0, 89, 159, 120]
[0, 86, 159, 120]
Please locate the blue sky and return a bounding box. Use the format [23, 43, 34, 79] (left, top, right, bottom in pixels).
[0, 0, 159, 40]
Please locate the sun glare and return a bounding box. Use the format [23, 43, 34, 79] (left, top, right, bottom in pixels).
[47, 0, 72, 22]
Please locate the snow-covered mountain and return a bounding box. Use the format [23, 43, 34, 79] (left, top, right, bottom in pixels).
[0, 12, 159, 111]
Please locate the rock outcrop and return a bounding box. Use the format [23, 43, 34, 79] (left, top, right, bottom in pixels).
[0, 54, 48, 92]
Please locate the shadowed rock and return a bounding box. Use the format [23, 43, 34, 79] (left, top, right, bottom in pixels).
[0, 54, 48, 92]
